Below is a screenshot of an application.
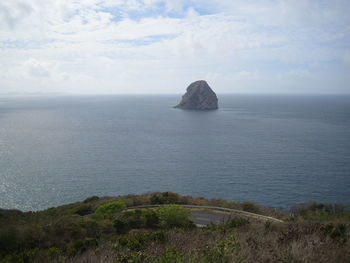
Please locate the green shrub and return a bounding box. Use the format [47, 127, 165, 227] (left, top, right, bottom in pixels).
[75, 204, 94, 216]
[153, 248, 191, 263]
[241, 202, 261, 214]
[292, 202, 347, 220]
[1, 248, 40, 263]
[114, 219, 129, 234]
[45, 247, 61, 258]
[205, 224, 219, 231]
[72, 238, 98, 254]
[143, 209, 160, 228]
[119, 210, 145, 229]
[157, 205, 192, 228]
[83, 196, 100, 203]
[95, 201, 126, 215]
[114, 209, 160, 233]
[226, 218, 250, 228]
[0, 209, 23, 220]
[150, 193, 164, 205]
[321, 223, 347, 243]
[115, 251, 150, 263]
[151, 231, 167, 243]
[118, 235, 146, 250]
[78, 219, 100, 238]
[117, 231, 166, 251]
[150, 192, 180, 205]
[264, 221, 272, 232]
[203, 236, 242, 263]
[0, 227, 21, 256]
[73, 239, 85, 252]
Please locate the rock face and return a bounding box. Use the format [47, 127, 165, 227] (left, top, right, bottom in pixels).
[175, 80, 218, 110]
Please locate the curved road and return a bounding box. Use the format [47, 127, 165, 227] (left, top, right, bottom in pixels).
[125, 205, 284, 226]
[190, 209, 233, 226]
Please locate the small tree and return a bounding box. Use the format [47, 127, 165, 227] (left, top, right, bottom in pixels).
[95, 201, 126, 215]
[157, 205, 192, 228]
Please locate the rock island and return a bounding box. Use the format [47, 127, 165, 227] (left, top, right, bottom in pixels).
[174, 80, 218, 110]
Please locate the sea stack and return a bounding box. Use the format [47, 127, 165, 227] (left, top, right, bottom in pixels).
[174, 80, 218, 110]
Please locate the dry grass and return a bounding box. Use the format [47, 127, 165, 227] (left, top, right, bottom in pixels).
[65, 221, 349, 263]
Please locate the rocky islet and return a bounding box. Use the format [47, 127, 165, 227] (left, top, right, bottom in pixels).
[175, 80, 218, 110]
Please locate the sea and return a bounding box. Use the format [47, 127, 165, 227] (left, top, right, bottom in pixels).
[0, 94, 349, 211]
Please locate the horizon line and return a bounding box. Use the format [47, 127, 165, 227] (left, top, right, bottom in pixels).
[1, 92, 350, 97]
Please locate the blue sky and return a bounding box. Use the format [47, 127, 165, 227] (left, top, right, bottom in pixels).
[0, 0, 349, 94]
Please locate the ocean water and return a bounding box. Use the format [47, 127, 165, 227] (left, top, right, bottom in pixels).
[0, 95, 349, 211]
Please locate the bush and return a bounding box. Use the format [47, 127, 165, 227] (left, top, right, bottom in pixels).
[321, 223, 347, 243]
[226, 218, 250, 228]
[203, 236, 242, 263]
[153, 248, 191, 263]
[0, 227, 21, 256]
[143, 209, 160, 228]
[242, 202, 261, 214]
[117, 231, 167, 251]
[119, 210, 145, 229]
[75, 204, 94, 216]
[1, 248, 40, 263]
[71, 238, 98, 254]
[157, 205, 192, 228]
[114, 209, 160, 233]
[114, 219, 129, 234]
[150, 192, 180, 205]
[46, 247, 61, 258]
[292, 203, 346, 219]
[116, 251, 150, 262]
[83, 196, 100, 203]
[95, 201, 126, 215]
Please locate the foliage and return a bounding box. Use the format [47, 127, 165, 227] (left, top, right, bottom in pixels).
[75, 204, 94, 216]
[321, 223, 347, 243]
[95, 201, 126, 215]
[153, 248, 194, 263]
[72, 238, 98, 253]
[226, 217, 250, 228]
[241, 202, 261, 214]
[150, 192, 181, 205]
[0, 227, 21, 257]
[203, 235, 242, 263]
[115, 251, 150, 263]
[113, 206, 193, 234]
[157, 205, 192, 228]
[291, 202, 348, 221]
[114, 209, 160, 233]
[117, 231, 166, 251]
[0, 192, 349, 262]
[83, 196, 100, 203]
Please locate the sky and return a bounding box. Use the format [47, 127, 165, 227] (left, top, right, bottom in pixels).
[0, 0, 350, 94]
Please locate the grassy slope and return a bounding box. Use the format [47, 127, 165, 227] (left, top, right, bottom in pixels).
[0, 192, 349, 262]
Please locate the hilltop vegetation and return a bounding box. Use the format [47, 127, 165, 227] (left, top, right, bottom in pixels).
[0, 192, 349, 262]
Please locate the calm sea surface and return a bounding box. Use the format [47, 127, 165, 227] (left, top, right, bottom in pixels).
[0, 95, 349, 211]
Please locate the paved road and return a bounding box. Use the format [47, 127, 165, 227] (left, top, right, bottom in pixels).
[125, 205, 284, 225]
[190, 210, 234, 226]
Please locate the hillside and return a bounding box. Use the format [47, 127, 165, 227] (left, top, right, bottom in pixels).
[0, 192, 349, 262]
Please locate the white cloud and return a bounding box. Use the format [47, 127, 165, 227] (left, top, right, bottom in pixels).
[343, 50, 350, 66]
[0, 1, 33, 29]
[0, 0, 349, 94]
[23, 59, 52, 78]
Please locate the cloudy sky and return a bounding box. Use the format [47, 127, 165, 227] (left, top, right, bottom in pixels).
[1, 0, 350, 94]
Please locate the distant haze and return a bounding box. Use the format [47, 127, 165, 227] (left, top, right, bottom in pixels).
[1, 0, 350, 94]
